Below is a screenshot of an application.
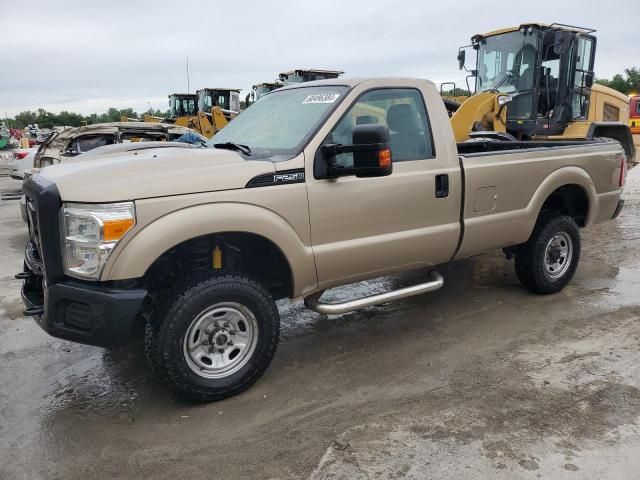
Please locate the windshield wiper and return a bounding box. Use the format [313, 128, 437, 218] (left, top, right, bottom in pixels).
[212, 142, 252, 155]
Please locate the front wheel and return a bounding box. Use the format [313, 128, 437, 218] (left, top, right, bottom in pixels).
[515, 215, 581, 294]
[145, 274, 280, 402]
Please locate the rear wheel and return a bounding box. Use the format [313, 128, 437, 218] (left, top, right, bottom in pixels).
[145, 274, 280, 402]
[515, 215, 580, 294]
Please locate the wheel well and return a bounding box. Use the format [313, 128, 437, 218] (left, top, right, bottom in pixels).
[540, 185, 589, 227]
[143, 232, 293, 300]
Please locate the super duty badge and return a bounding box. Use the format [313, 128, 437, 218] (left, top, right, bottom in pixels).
[246, 169, 305, 188]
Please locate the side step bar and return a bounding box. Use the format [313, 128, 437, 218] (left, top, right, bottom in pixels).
[304, 271, 444, 315]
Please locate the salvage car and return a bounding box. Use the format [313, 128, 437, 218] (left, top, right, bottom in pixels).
[18, 77, 627, 402]
[33, 122, 202, 168]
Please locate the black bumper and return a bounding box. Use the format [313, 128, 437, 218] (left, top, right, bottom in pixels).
[20, 173, 147, 348]
[21, 266, 147, 348]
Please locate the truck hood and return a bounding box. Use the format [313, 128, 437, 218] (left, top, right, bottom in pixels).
[40, 147, 275, 202]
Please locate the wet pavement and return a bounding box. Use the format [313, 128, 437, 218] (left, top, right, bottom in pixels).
[1, 166, 640, 479]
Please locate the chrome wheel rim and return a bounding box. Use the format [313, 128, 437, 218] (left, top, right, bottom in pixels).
[183, 302, 258, 379]
[543, 232, 573, 279]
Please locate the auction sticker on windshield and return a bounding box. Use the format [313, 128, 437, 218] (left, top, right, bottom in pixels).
[302, 93, 340, 104]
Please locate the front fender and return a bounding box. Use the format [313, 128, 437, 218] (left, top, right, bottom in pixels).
[101, 202, 318, 297]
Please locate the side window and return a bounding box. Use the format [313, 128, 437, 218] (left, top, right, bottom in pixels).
[603, 103, 620, 122]
[326, 88, 433, 167]
[70, 135, 115, 153]
[572, 37, 594, 119]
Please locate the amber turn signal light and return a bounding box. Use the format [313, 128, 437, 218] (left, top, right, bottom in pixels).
[103, 218, 135, 241]
[378, 148, 391, 168]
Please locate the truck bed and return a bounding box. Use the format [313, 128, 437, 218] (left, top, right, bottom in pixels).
[456, 138, 612, 156]
[454, 139, 625, 259]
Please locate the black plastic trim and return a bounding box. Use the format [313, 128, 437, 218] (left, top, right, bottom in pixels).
[22, 174, 65, 284]
[21, 273, 147, 347]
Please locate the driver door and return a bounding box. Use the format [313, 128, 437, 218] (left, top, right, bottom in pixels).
[306, 87, 460, 290]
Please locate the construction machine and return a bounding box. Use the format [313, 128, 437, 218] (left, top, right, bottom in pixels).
[245, 70, 343, 107]
[449, 23, 636, 163]
[630, 95, 640, 134]
[278, 69, 344, 86]
[132, 90, 239, 139]
[245, 81, 283, 106]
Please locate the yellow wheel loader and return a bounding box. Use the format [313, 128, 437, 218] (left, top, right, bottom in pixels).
[448, 23, 636, 163]
[128, 90, 240, 139]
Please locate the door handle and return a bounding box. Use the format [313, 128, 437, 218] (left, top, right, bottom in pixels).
[435, 174, 449, 198]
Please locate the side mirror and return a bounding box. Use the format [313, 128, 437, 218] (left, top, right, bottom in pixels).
[457, 49, 466, 71]
[584, 72, 594, 88]
[321, 124, 392, 178]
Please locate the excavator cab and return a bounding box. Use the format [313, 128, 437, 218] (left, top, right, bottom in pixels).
[450, 23, 636, 164]
[168, 93, 199, 119]
[253, 82, 282, 99]
[197, 88, 241, 117]
[245, 82, 284, 108]
[455, 23, 597, 139]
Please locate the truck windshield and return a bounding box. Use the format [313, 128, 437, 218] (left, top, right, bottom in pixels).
[209, 85, 348, 155]
[476, 31, 538, 93]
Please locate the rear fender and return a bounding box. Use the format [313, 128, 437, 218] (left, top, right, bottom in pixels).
[525, 166, 598, 235]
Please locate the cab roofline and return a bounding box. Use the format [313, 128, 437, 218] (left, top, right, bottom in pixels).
[473, 22, 596, 42]
[196, 88, 242, 93]
[279, 69, 345, 76]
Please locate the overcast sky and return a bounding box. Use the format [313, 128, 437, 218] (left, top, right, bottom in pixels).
[1, 0, 636, 117]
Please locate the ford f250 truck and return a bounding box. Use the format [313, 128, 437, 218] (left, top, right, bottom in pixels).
[18, 78, 626, 402]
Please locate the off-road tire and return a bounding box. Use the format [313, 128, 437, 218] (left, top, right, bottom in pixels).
[515, 215, 581, 294]
[145, 273, 280, 402]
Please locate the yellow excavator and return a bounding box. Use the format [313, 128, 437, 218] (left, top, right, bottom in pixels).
[447, 23, 636, 163]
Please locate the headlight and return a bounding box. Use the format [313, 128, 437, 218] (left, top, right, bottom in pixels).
[62, 202, 135, 279]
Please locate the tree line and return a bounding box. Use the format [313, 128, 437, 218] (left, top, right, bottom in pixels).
[595, 67, 639, 95]
[5, 107, 171, 129]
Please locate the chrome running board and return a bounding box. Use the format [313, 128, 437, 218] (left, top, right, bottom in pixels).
[304, 271, 444, 315]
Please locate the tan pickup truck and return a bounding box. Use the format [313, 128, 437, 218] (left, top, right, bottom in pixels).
[19, 78, 627, 402]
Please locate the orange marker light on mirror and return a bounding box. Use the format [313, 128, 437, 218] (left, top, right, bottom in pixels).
[378, 148, 391, 168]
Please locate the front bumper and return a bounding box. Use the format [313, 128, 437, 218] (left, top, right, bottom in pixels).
[20, 260, 147, 347]
[20, 172, 147, 347]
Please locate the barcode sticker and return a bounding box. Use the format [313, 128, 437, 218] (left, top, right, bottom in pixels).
[302, 93, 340, 104]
